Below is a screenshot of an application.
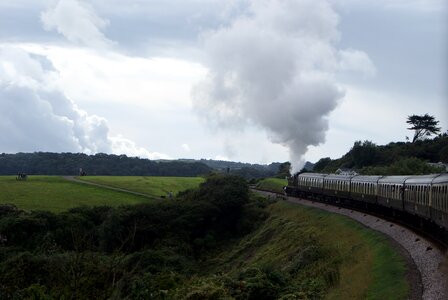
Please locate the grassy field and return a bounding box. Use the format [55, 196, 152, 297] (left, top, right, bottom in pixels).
[0, 176, 150, 212]
[79, 176, 204, 197]
[256, 177, 287, 193]
[208, 200, 409, 299]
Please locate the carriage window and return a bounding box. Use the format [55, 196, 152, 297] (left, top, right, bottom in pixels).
[414, 185, 417, 203]
[442, 186, 445, 210]
[435, 186, 439, 208]
[418, 186, 422, 204]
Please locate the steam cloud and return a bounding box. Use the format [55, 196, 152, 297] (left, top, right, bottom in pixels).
[193, 0, 374, 171]
[0, 46, 166, 159]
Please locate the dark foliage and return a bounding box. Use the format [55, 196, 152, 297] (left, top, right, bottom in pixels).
[318, 135, 448, 174]
[313, 157, 332, 172]
[0, 175, 271, 299]
[406, 114, 441, 143]
[0, 152, 211, 176]
[276, 162, 291, 178]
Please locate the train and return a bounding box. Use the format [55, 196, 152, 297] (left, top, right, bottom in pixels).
[284, 172, 448, 235]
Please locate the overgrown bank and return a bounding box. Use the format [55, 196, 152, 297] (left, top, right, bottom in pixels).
[0, 175, 409, 299]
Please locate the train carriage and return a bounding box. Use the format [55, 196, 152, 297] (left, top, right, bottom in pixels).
[286, 171, 448, 233]
[350, 175, 382, 204]
[322, 174, 353, 200]
[377, 176, 408, 210]
[403, 175, 439, 219]
[296, 173, 326, 198]
[430, 174, 448, 229]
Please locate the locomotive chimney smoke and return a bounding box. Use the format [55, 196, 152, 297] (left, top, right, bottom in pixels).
[193, 0, 374, 171]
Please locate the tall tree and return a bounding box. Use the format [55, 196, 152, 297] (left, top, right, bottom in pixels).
[406, 114, 441, 143]
[277, 162, 291, 178]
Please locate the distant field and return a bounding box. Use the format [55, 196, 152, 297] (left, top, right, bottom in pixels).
[256, 177, 287, 193]
[79, 176, 204, 197]
[0, 176, 149, 212]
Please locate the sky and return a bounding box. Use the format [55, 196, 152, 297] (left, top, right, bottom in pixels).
[0, 0, 447, 170]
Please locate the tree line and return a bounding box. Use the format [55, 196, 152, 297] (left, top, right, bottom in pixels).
[313, 134, 448, 175]
[311, 114, 448, 175]
[0, 152, 211, 177]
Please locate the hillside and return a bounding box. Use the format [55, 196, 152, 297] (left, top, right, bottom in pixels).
[313, 134, 448, 175]
[0, 175, 409, 299]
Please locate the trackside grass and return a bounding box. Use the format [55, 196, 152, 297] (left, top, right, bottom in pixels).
[256, 177, 287, 193]
[207, 200, 409, 299]
[79, 176, 204, 197]
[0, 176, 149, 212]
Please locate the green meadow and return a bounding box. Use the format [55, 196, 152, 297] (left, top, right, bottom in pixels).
[256, 177, 287, 193]
[79, 176, 204, 197]
[0, 176, 149, 212]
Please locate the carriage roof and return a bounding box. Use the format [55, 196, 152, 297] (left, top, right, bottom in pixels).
[378, 176, 409, 184]
[351, 175, 383, 183]
[405, 174, 441, 185]
[297, 173, 328, 178]
[323, 174, 354, 181]
[430, 173, 448, 184]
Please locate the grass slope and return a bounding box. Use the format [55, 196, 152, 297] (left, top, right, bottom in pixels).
[256, 177, 287, 193]
[0, 176, 149, 212]
[207, 200, 409, 299]
[79, 176, 204, 197]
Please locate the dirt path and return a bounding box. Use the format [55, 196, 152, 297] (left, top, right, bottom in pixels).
[62, 176, 160, 200]
[253, 190, 448, 300]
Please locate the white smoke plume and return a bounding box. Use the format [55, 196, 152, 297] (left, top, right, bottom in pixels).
[0, 46, 167, 159]
[193, 0, 374, 171]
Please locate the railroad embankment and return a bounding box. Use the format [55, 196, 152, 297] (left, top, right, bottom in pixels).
[207, 200, 411, 299]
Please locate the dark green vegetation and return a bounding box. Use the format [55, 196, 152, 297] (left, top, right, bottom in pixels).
[0, 153, 300, 180]
[0, 152, 211, 176]
[313, 133, 448, 175]
[79, 176, 204, 198]
[0, 175, 409, 299]
[0, 176, 149, 212]
[198, 159, 281, 178]
[406, 114, 441, 143]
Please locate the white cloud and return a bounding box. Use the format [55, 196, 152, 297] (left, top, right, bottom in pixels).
[0, 45, 165, 158]
[215, 155, 231, 161]
[19, 44, 206, 109]
[181, 144, 191, 152]
[338, 49, 376, 76]
[41, 0, 113, 48]
[335, 0, 446, 13]
[110, 135, 170, 159]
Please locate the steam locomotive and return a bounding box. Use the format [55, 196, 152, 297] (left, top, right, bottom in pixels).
[285, 172, 448, 232]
